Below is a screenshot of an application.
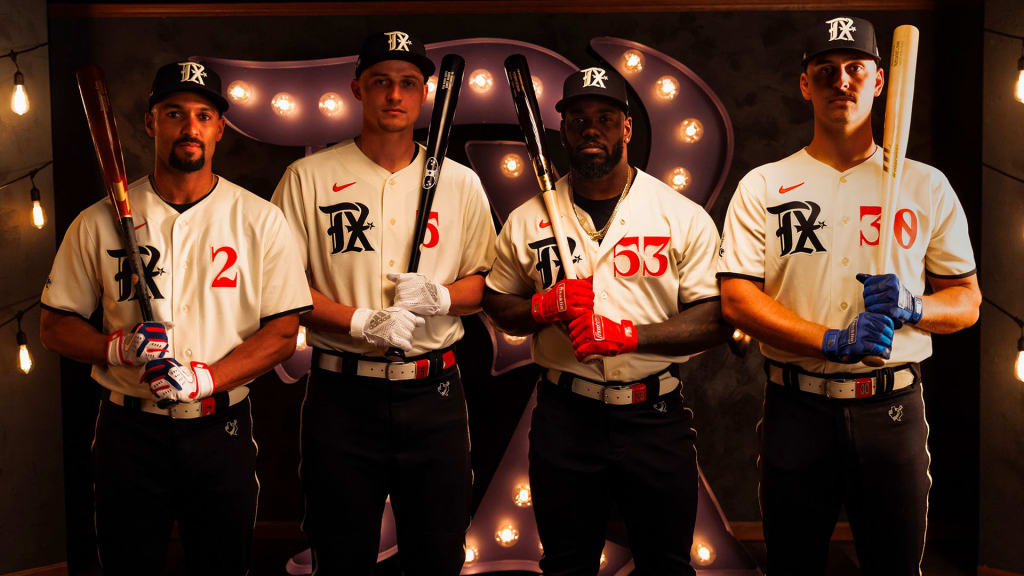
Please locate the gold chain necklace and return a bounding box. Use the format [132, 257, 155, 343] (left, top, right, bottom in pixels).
[570, 166, 634, 242]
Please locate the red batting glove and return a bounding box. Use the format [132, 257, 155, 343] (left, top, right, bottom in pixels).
[568, 313, 638, 361]
[531, 278, 594, 324]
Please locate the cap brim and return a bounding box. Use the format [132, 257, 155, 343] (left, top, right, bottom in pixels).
[149, 85, 229, 113]
[357, 52, 436, 79]
[802, 47, 881, 68]
[555, 93, 629, 114]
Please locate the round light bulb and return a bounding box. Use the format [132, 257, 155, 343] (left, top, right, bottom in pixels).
[271, 92, 297, 117]
[667, 167, 692, 192]
[501, 153, 524, 178]
[732, 329, 744, 341]
[513, 483, 532, 507]
[11, 71, 29, 116]
[296, 325, 308, 351]
[227, 80, 251, 104]
[679, 118, 704, 143]
[318, 92, 344, 118]
[469, 69, 493, 94]
[18, 343, 32, 374]
[503, 333, 527, 345]
[532, 76, 543, 97]
[426, 76, 438, 98]
[692, 542, 716, 566]
[464, 545, 479, 565]
[655, 75, 679, 100]
[495, 523, 519, 547]
[31, 199, 45, 229]
[623, 50, 645, 73]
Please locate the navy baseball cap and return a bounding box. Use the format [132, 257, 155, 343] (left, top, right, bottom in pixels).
[355, 31, 435, 80]
[555, 66, 630, 114]
[802, 16, 881, 68]
[148, 60, 229, 113]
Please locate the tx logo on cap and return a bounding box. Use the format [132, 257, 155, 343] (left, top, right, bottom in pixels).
[580, 67, 608, 89]
[178, 62, 207, 85]
[826, 17, 856, 42]
[385, 31, 411, 52]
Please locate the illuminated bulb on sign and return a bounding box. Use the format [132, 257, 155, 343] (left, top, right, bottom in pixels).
[732, 329, 744, 341]
[655, 75, 679, 100]
[667, 167, 692, 192]
[532, 77, 543, 97]
[503, 333, 527, 345]
[513, 483, 532, 507]
[427, 76, 437, 98]
[318, 92, 344, 118]
[495, 524, 519, 547]
[464, 545, 479, 565]
[692, 542, 716, 566]
[11, 71, 29, 115]
[227, 80, 251, 104]
[679, 118, 704, 143]
[600, 552, 608, 568]
[622, 50, 645, 73]
[271, 92, 297, 117]
[501, 153, 524, 178]
[296, 325, 308, 351]
[469, 69, 493, 94]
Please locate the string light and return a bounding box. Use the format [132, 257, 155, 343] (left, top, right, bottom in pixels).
[271, 92, 297, 117]
[469, 69, 493, 94]
[982, 297, 1024, 383]
[318, 92, 343, 118]
[227, 80, 252, 104]
[494, 523, 519, 547]
[622, 50, 645, 73]
[501, 153, 524, 178]
[1, 301, 40, 375]
[655, 75, 679, 100]
[984, 29, 1024, 104]
[5, 44, 47, 116]
[679, 118, 704, 143]
[1, 161, 52, 231]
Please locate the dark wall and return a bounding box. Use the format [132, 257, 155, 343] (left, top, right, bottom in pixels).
[47, 5, 983, 573]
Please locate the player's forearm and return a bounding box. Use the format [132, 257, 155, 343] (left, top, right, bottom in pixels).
[301, 287, 358, 334]
[720, 277, 829, 359]
[916, 281, 981, 334]
[635, 300, 732, 356]
[482, 288, 542, 336]
[208, 314, 300, 391]
[445, 273, 485, 316]
[39, 308, 108, 365]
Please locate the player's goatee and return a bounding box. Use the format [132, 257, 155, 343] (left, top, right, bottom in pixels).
[569, 139, 623, 180]
[170, 138, 205, 173]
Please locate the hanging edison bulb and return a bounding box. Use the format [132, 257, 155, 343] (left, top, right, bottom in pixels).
[30, 185, 45, 229]
[17, 327, 32, 374]
[1016, 55, 1024, 104]
[11, 70, 29, 115]
[1016, 334, 1024, 383]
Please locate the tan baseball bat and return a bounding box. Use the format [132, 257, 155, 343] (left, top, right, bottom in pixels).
[863, 24, 919, 368]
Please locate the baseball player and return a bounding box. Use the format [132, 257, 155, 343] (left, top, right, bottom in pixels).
[483, 67, 729, 576]
[270, 31, 496, 575]
[38, 61, 312, 575]
[718, 16, 981, 575]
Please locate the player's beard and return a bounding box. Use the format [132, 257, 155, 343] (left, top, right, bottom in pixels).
[169, 137, 206, 173]
[569, 138, 624, 180]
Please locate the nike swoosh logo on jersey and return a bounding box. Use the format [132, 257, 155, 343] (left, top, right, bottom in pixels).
[539, 220, 551, 228]
[332, 182, 356, 192]
[779, 182, 805, 194]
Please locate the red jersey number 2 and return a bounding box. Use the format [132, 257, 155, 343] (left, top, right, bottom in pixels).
[211, 246, 238, 288]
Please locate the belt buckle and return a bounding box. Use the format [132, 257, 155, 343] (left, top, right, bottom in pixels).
[385, 362, 403, 381]
[822, 377, 849, 399]
[601, 384, 629, 404]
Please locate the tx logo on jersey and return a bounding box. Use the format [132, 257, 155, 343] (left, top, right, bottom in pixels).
[580, 67, 608, 89]
[319, 201, 375, 254]
[385, 31, 411, 52]
[768, 200, 827, 256]
[826, 17, 856, 42]
[178, 62, 207, 85]
[107, 245, 165, 302]
[528, 236, 580, 289]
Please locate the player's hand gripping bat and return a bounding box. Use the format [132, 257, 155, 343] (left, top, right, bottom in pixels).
[385, 54, 466, 362]
[863, 25, 919, 368]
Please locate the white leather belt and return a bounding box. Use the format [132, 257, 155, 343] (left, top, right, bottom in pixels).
[546, 368, 679, 406]
[316, 349, 456, 381]
[106, 386, 249, 419]
[767, 365, 915, 399]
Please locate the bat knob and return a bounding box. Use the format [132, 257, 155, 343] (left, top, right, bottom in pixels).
[385, 347, 407, 363]
[156, 398, 176, 409]
[862, 355, 886, 368]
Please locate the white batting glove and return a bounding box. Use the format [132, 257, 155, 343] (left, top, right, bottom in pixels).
[350, 307, 426, 352]
[142, 358, 216, 403]
[387, 272, 452, 316]
[107, 322, 171, 366]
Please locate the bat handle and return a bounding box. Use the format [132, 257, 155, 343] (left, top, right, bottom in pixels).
[862, 355, 886, 368]
[385, 347, 407, 363]
[156, 398, 174, 409]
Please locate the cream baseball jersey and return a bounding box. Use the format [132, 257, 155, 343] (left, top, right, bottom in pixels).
[487, 169, 721, 381]
[271, 140, 496, 356]
[717, 147, 976, 372]
[41, 176, 313, 398]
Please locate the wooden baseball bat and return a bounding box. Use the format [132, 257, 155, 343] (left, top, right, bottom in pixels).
[504, 54, 578, 280]
[385, 54, 465, 362]
[76, 64, 154, 322]
[863, 24, 919, 368]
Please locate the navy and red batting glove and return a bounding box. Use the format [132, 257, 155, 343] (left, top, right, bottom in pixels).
[568, 313, 638, 361]
[856, 273, 923, 329]
[531, 277, 594, 324]
[822, 312, 895, 364]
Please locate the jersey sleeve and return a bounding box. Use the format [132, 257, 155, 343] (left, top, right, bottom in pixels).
[259, 207, 314, 322]
[677, 209, 722, 306]
[924, 174, 976, 279]
[485, 214, 535, 296]
[717, 174, 767, 282]
[457, 172, 498, 278]
[270, 165, 311, 274]
[40, 211, 101, 318]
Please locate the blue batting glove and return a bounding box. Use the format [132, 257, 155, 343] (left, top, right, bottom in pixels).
[856, 273, 923, 328]
[822, 312, 895, 364]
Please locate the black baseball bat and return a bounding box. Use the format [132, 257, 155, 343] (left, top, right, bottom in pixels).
[385, 53, 465, 362]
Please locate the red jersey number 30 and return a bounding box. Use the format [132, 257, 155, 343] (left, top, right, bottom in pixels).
[211, 246, 239, 288]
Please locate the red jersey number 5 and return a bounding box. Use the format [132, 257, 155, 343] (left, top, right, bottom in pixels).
[211, 246, 238, 288]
